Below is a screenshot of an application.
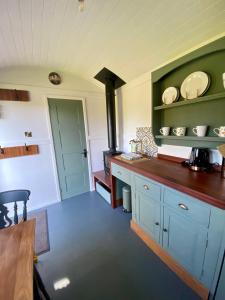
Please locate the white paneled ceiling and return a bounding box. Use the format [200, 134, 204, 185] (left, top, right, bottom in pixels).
[0, 0, 224, 83]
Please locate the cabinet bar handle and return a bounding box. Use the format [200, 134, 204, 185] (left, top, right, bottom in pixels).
[178, 203, 188, 210]
[155, 222, 159, 226]
[143, 184, 149, 190]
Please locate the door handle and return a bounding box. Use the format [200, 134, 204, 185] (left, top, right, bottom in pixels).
[178, 203, 188, 210]
[81, 149, 87, 158]
[143, 184, 149, 190]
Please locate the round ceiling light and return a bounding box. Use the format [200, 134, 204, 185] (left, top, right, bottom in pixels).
[48, 72, 62, 85]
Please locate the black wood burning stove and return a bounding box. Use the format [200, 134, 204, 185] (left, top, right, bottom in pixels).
[94, 68, 126, 175]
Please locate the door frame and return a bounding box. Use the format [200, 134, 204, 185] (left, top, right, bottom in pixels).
[44, 94, 92, 202]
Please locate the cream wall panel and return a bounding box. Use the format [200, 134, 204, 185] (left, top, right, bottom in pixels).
[0, 67, 105, 211]
[86, 97, 107, 138]
[0, 144, 57, 211]
[118, 72, 151, 152]
[89, 139, 108, 173]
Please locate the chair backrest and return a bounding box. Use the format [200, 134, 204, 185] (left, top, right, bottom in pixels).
[0, 190, 30, 229]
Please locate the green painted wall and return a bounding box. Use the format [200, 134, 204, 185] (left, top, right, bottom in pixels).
[152, 37, 225, 148]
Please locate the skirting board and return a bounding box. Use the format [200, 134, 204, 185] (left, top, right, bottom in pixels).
[130, 220, 209, 300]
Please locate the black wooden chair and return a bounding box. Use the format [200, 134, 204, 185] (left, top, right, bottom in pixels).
[0, 190, 50, 300]
[0, 189, 30, 229]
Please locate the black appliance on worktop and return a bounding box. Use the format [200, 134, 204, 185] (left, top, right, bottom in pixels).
[182, 147, 211, 172]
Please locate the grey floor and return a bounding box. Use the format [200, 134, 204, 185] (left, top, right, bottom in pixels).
[37, 191, 201, 300]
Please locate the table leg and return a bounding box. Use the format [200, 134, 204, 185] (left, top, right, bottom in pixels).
[111, 175, 117, 209]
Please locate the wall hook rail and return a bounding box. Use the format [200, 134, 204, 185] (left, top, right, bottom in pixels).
[0, 145, 38, 159]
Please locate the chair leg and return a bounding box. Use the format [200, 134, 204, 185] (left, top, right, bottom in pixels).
[33, 274, 42, 300]
[33, 264, 50, 300]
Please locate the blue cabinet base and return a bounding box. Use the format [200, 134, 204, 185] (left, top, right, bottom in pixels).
[131, 219, 209, 300]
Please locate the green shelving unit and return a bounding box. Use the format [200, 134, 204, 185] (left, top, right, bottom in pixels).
[154, 92, 225, 111]
[155, 135, 225, 147]
[155, 136, 225, 142]
[152, 36, 225, 149]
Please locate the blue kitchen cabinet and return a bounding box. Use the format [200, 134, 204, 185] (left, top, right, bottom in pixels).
[162, 187, 225, 293]
[136, 191, 161, 243]
[111, 161, 225, 299]
[162, 206, 208, 279]
[135, 174, 161, 243]
[214, 256, 225, 300]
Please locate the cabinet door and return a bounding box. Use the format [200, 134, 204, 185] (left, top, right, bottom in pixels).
[136, 191, 161, 243]
[163, 207, 208, 279]
[215, 257, 225, 300]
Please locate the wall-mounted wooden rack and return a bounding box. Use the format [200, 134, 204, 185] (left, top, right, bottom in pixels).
[0, 145, 39, 159]
[0, 88, 30, 102]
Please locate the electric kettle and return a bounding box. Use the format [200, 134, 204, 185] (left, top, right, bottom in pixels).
[183, 147, 211, 171]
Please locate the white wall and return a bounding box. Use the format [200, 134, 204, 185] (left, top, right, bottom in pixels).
[117, 72, 151, 153]
[0, 67, 107, 212]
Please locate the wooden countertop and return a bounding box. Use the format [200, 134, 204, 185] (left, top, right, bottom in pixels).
[111, 156, 225, 210]
[0, 219, 35, 300]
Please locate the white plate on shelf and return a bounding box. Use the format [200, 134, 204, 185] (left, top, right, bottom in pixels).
[162, 87, 180, 105]
[181, 71, 210, 100]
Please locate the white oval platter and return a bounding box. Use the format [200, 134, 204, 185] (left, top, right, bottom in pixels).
[181, 71, 210, 100]
[162, 87, 180, 105]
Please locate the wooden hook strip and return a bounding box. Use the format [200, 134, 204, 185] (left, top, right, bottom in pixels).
[0, 145, 39, 159]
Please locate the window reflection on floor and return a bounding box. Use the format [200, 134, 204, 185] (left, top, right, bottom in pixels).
[54, 277, 70, 290]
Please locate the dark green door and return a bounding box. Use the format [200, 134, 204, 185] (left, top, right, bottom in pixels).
[48, 98, 89, 200]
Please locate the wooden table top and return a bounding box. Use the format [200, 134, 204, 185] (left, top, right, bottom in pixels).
[111, 156, 225, 209]
[0, 219, 35, 300]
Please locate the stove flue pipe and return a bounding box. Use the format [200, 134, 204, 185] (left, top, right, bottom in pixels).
[94, 67, 126, 153]
[105, 78, 117, 152]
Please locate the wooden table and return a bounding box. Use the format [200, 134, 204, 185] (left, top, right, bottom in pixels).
[0, 219, 35, 300]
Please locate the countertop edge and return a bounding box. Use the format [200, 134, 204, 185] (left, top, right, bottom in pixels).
[111, 157, 225, 210]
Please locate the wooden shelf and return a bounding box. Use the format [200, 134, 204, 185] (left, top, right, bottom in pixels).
[93, 170, 111, 190]
[154, 92, 225, 111]
[155, 135, 225, 142]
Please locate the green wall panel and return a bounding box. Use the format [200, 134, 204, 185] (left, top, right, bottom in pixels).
[152, 36, 225, 149]
[160, 50, 225, 98]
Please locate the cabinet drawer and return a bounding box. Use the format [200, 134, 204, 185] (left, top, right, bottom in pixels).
[96, 182, 111, 205]
[164, 188, 210, 227]
[111, 163, 130, 185]
[135, 176, 161, 201]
